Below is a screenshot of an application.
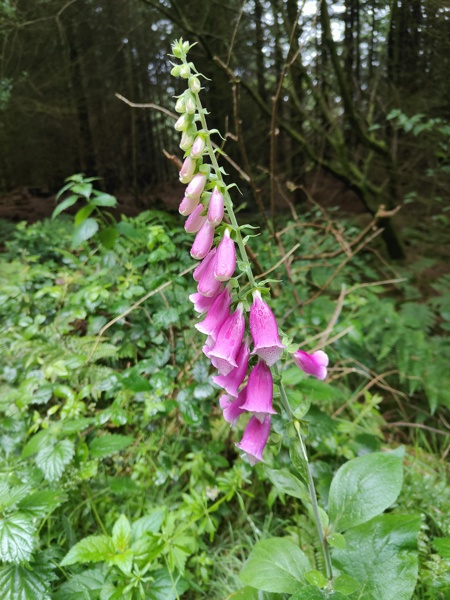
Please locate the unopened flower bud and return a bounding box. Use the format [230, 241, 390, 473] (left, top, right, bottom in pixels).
[184, 204, 207, 233]
[180, 131, 194, 151]
[179, 156, 196, 184]
[182, 41, 190, 53]
[208, 187, 224, 226]
[214, 228, 236, 281]
[175, 113, 190, 132]
[170, 65, 181, 77]
[190, 220, 215, 260]
[191, 135, 206, 159]
[185, 96, 196, 114]
[189, 76, 201, 93]
[175, 96, 186, 113]
[180, 64, 191, 78]
[179, 195, 199, 216]
[186, 173, 207, 200]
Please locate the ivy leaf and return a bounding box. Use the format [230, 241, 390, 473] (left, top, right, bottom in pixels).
[35, 439, 75, 482]
[332, 514, 420, 600]
[0, 563, 52, 599]
[60, 535, 115, 566]
[240, 538, 311, 594]
[89, 434, 134, 458]
[328, 452, 403, 532]
[0, 513, 36, 563]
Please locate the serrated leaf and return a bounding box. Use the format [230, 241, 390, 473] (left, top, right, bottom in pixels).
[0, 513, 36, 563]
[35, 439, 75, 482]
[0, 483, 30, 512]
[328, 452, 403, 532]
[52, 195, 79, 220]
[90, 193, 117, 207]
[53, 567, 107, 600]
[332, 514, 420, 600]
[60, 535, 115, 566]
[0, 563, 52, 599]
[21, 430, 52, 459]
[72, 218, 99, 247]
[19, 490, 66, 518]
[240, 538, 311, 594]
[112, 515, 131, 552]
[145, 568, 188, 600]
[131, 508, 166, 541]
[89, 434, 134, 458]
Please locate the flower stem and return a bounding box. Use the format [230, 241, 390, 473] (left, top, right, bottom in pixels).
[273, 363, 333, 580]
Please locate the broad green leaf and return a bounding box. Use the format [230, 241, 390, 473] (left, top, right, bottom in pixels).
[290, 588, 347, 599]
[332, 514, 420, 600]
[53, 567, 106, 600]
[328, 452, 403, 532]
[90, 193, 117, 207]
[0, 513, 35, 563]
[60, 535, 115, 566]
[89, 434, 134, 458]
[19, 490, 66, 518]
[112, 515, 131, 552]
[327, 533, 346, 550]
[71, 182, 93, 199]
[0, 483, 30, 512]
[333, 574, 360, 595]
[74, 204, 96, 226]
[108, 549, 133, 574]
[72, 218, 99, 247]
[35, 439, 75, 482]
[131, 508, 166, 541]
[305, 570, 327, 588]
[240, 538, 311, 594]
[52, 195, 79, 220]
[21, 430, 51, 459]
[98, 226, 119, 249]
[0, 563, 52, 599]
[265, 467, 308, 500]
[433, 537, 450, 560]
[145, 568, 188, 600]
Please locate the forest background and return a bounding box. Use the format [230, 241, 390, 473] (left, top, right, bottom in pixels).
[0, 1, 450, 599]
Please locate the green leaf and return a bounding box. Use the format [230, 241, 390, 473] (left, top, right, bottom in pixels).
[333, 574, 361, 595]
[265, 467, 308, 500]
[290, 588, 347, 599]
[305, 570, 327, 588]
[131, 508, 166, 541]
[146, 568, 188, 600]
[433, 537, 450, 560]
[72, 182, 93, 199]
[21, 430, 51, 459]
[0, 513, 35, 563]
[0, 563, 52, 599]
[35, 439, 75, 482]
[327, 533, 346, 550]
[74, 204, 96, 226]
[328, 452, 403, 532]
[90, 193, 117, 207]
[72, 218, 99, 247]
[52, 195, 79, 219]
[60, 535, 115, 566]
[332, 515, 420, 600]
[240, 538, 311, 594]
[290, 440, 309, 484]
[89, 434, 134, 458]
[19, 490, 66, 518]
[0, 483, 30, 512]
[53, 567, 106, 600]
[112, 515, 131, 552]
[98, 226, 119, 249]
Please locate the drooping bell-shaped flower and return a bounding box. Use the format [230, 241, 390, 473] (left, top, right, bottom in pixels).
[197, 250, 222, 297]
[191, 135, 206, 159]
[220, 387, 247, 426]
[195, 286, 231, 339]
[212, 337, 250, 397]
[180, 130, 195, 151]
[293, 349, 329, 381]
[179, 194, 199, 217]
[186, 173, 207, 200]
[249, 290, 285, 366]
[208, 187, 224, 226]
[184, 204, 206, 233]
[190, 220, 215, 260]
[214, 228, 236, 282]
[236, 415, 271, 465]
[174, 113, 190, 132]
[239, 359, 276, 422]
[193, 248, 216, 282]
[179, 156, 196, 184]
[208, 303, 245, 376]
[189, 291, 219, 314]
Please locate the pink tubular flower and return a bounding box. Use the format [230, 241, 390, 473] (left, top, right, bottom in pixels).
[195, 287, 232, 339]
[236, 415, 271, 465]
[214, 229, 236, 282]
[190, 220, 215, 260]
[240, 359, 276, 422]
[197, 251, 222, 297]
[208, 304, 245, 376]
[184, 204, 207, 233]
[189, 291, 219, 314]
[179, 156, 196, 184]
[186, 173, 207, 200]
[191, 135, 206, 159]
[249, 290, 285, 366]
[219, 388, 247, 426]
[208, 187, 224, 226]
[179, 194, 199, 216]
[193, 248, 216, 282]
[293, 349, 329, 381]
[212, 337, 250, 397]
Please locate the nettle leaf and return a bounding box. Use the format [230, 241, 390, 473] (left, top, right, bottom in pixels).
[35, 439, 75, 482]
[89, 434, 134, 458]
[112, 515, 131, 552]
[0, 513, 36, 563]
[60, 535, 116, 566]
[0, 483, 30, 512]
[19, 489, 66, 518]
[328, 452, 403, 532]
[0, 563, 52, 600]
[53, 567, 107, 600]
[240, 538, 311, 594]
[332, 514, 420, 600]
